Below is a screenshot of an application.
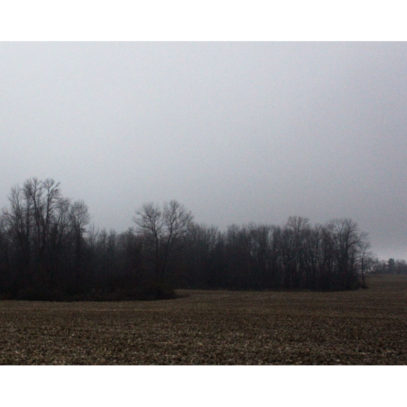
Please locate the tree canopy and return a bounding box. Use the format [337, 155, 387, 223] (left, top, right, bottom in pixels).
[0, 178, 372, 300]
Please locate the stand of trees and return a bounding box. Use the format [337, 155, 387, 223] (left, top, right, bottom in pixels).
[0, 178, 372, 300]
[179, 217, 370, 290]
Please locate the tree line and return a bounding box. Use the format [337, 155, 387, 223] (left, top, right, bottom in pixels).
[370, 258, 407, 275]
[0, 178, 372, 300]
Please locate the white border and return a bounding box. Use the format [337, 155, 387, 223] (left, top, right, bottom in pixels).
[0, 366, 405, 407]
[0, 0, 406, 40]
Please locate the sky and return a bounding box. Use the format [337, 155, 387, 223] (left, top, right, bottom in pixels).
[0, 42, 406, 260]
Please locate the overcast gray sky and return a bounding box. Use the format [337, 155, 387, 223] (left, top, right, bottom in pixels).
[0, 42, 406, 259]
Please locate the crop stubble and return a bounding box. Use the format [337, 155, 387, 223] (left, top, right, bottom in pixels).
[0, 275, 406, 364]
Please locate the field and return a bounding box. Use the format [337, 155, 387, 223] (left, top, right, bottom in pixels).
[0, 275, 406, 364]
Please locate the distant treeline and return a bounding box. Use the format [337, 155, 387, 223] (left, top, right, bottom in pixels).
[0, 178, 372, 300]
[370, 258, 407, 275]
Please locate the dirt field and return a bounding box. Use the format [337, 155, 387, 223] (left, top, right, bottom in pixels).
[0, 275, 406, 364]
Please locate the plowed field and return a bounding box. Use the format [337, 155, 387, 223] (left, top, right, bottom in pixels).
[0, 275, 406, 364]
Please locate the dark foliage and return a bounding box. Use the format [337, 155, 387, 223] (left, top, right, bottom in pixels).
[178, 217, 370, 291]
[0, 178, 371, 301]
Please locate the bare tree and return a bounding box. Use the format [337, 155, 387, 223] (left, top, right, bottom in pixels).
[135, 200, 192, 279]
[358, 234, 371, 287]
[135, 203, 163, 277]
